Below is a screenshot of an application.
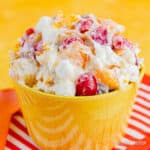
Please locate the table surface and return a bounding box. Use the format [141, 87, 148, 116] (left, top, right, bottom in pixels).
[0, 0, 150, 89]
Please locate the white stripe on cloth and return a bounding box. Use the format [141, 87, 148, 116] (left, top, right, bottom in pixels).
[137, 90, 150, 101]
[7, 135, 30, 150]
[128, 119, 150, 133]
[131, 111, 150, 125]
[9, 123, 37, 147]
[125, 128, 145, 139]
[133, 104, 150, 117]
[14, 116, 26, 126]
[140, 83, 150, 92]
[135, 97, 150, 107]
[120, 137, 135, 145]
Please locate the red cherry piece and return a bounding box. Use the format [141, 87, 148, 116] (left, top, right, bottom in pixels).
[112, 36, 134, 50]
[76, 73, 98, 96]
[112, 36, 124, 50]
[61, 37, 83, 49]
[21, 28, 34, 46]
[25, 28, 35, 36]
[78, 19, 93, 33]
[91, 26, 108, 45]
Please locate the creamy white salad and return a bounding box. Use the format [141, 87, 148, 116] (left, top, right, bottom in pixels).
[10, 14, 143, 96]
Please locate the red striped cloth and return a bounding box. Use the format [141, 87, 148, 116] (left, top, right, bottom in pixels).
[5, 75, 150, 150]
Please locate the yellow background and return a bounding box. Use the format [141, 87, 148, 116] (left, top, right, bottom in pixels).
[0, 0, 150, 89]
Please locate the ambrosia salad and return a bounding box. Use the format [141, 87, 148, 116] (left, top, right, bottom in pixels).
[10, 14, 143, 96]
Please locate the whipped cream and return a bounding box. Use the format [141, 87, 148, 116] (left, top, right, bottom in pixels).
[10, 14, 143, 96]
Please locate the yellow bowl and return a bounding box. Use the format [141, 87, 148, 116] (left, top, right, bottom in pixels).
[13, 70, 144, 150]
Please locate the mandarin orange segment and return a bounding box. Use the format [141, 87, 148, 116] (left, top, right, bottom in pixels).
[95, 68, 119, 89]
[63, 44, 90, 68]
[80, 51, 90, 68]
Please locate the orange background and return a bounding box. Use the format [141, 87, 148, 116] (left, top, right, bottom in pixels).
[0, 0, 150, 89]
